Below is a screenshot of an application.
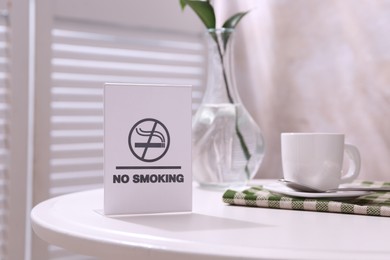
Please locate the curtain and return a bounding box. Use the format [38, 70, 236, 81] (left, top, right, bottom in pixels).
[219, 0, 390, 181]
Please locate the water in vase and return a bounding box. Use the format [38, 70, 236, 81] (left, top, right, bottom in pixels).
[192, 103, 265, 187]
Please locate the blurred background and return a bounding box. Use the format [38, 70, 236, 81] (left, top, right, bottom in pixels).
[223, 0, 390, 183]
[1, 0, 389, 259]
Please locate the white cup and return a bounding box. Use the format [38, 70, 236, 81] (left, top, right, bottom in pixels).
[281, 133, 361, 191]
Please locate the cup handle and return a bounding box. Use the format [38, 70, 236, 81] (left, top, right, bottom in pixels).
[340, 144, 361, 184]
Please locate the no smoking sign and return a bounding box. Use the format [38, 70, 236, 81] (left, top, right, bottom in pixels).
[104, 83, 192, 215]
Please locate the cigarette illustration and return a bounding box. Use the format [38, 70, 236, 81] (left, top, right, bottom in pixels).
[134, 127, 166, 148]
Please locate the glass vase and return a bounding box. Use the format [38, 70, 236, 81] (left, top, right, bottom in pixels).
[192, 28, 265, 188]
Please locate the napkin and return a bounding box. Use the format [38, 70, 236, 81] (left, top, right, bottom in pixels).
[222, 181, 390, 217]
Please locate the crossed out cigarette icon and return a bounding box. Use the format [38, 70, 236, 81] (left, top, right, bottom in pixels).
[128, 118, 170, 162]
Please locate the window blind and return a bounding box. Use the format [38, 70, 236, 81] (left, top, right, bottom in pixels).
[0, 12, 9, 260]
[49, 18, 206, 198]
[46, 17, 206, 259]
[0, 9, 10, 259]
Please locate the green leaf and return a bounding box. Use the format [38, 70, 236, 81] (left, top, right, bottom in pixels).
[179, 0, 187, 10]
[221, 11, 250, 50]
[222, 11, 250, 29]
[181, 0, 215, 29]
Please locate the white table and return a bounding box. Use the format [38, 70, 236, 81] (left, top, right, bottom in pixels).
[31, 181, 390, 260]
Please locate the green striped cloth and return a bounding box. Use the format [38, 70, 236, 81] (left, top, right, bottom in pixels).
[222, 181, 390, 217]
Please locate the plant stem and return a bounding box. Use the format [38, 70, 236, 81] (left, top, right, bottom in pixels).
[214, 34, 252, 178]
[215, 40, 234, 104]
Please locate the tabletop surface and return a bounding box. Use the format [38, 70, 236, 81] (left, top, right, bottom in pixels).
[31, 180, 390, 260]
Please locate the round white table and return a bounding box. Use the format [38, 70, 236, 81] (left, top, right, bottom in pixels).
[31, 181, 390, 260]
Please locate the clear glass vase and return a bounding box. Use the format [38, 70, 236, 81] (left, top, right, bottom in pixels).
[192, 28, 265, 188]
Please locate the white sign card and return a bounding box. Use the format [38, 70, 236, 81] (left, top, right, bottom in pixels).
[104, 83, 192, 215]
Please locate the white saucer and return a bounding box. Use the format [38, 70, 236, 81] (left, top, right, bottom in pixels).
[263, 182, 371, 199]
